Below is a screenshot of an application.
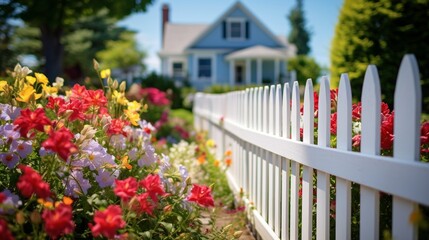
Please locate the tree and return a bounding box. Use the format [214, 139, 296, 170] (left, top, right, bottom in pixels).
[0, 0, 154, 81]
[287, 55, 321, 84]
[96, 31, 146, 72]
[288, 0, 311, 55]
[331, 0, 429, 113]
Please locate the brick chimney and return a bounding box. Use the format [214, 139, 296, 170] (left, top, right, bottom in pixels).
[162, 4, 169, 47]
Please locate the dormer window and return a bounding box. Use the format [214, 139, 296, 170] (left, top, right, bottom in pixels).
[224, 18, 248, 40]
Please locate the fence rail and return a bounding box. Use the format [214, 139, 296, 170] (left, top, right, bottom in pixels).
[193, 55, 429, 240]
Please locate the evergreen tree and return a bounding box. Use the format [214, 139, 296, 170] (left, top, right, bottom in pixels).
[331, 0, 429, 113]
[288, 0, 311, 55]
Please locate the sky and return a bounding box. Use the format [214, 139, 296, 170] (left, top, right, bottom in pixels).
[119, 0, 344, 73]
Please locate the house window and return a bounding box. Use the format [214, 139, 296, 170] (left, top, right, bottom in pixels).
[198, 58, 212, 78]
[172, 62, 184, 78]
[225, 18, 247, 40]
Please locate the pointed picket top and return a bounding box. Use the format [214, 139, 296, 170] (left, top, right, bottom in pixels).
[275, 84, 282, 137]
[337, 73, 352, 151]
[318, 76, 331, 147]
[291, 81, 300, 141]
[283, 83, 291, 138]
[394, 54, 421, 160]
[269, 85, 276, 135]
[361, 65, 381, 155]
[303, 79, 314, 144]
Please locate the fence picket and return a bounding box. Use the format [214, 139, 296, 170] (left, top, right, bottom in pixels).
[316, 76, 331, 240]
[274, 84, 282, 236]
[257, 87, 263, 213]
[302, 79, 314, 240]
[392, 54, 421, 240]
[290, 81, 300, 240]
[268, 86, 275, 229]
[360, 65, 381, 240]
[336, 73, 352, 240]
[281, 83, 291, 240]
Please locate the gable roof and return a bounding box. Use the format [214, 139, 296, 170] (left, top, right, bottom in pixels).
[185, 1, 285, 50]
[159, 23, 209, 56]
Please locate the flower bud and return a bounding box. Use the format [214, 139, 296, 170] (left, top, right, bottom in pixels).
[93, 59, 99, 70]
[119, 81, 126, 92]
[233, 231, 243, 239]
[30, 211, 41, 224]
[112, 80, 119, 90]
[163, 205, 172, 213]
[16, 211, 25, 225]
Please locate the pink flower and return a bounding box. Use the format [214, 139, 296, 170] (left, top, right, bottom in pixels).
[187, 184, 214, 207]
[89, 205, 125, 239]
[114, 177, 138, 202]
[42, 203, 75, 239]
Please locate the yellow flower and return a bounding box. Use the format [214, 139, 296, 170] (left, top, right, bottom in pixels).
[124, 109, 140, 126]
[121, 156, 132, 170]
[225, 150, 232, 157]
[25, 76, 36, 85]
[214, 160, 220, 167]
[206, 139, 216, 148]
[16, 84, 41, 103]
[100, 69, 111, 78]
[0, 80, 8, 92]
[42, 84, 58, 95]
[127, 100, 141, 112]
[112, 90, 128, 105]
[35, 73, 49, 85]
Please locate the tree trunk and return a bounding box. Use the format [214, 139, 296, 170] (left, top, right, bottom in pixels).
[40, 25, 64, 81]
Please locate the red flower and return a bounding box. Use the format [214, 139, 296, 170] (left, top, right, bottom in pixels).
[46, 96, 66, 113]
[42, 127, 77, 161]
[0, 219, 14, 240]
[352, 135, 361, 148]
[352, 103, 362, 121]
[114, 177, 138, 202]
[89, 205, 126, 239]
[13, 108, 51, 138]
[141, 88, 170, 106]
[380, 113, 394, 150]
[187, 184, 214, 207]
[140, 174, 165, 202]
[42, 203, 75, 239]
[0, 192, 5, 203]
[330, 112, 337, 135]
[107, 118, 129, 136]
[70, 84, 89, 101]
[58, 99, 86, 121]
[330, 89, 339, 111]
[420, 122, 429, 145]
[84, 89, 107, 108]
[133, 192, 155, 215]
[17, 165, 51, 199]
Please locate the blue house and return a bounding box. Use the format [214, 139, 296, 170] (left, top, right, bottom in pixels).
[158, 2, 297, 90]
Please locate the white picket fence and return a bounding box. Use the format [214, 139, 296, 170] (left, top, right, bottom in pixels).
[193, 55, 429, 240]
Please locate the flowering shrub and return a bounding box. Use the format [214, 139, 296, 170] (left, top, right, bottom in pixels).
[0, 64, 216, 239]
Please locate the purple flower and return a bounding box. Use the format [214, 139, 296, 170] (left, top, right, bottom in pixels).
[94, 169, 116, 188]
[109, 134, 126, 150]
[64, 170, 91, 198]
[39, 147, 54, 157]
[0, 189, 22, 214]
[0, 152, 19, 169]
[0, 124, 20, 143]
[0, 104, 21, 121]
[76, 139, 116, 170]
[10, 139, 32, 158]
[137, 141, 156, 167]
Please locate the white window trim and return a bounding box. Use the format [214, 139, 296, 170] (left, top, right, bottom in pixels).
[193, 54, 216, 84]
[171, 61, 185, 78]
[226, 17, 246, 40]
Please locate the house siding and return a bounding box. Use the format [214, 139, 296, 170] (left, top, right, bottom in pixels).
[262, 60, 274, 84]
[191, 8, 282, 49]
[217, 54, 229, 84]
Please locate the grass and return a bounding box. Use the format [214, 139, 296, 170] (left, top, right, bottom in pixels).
[170, 108, 194, 126]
